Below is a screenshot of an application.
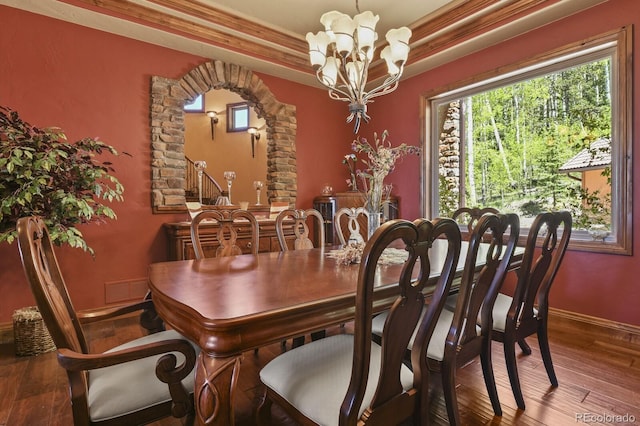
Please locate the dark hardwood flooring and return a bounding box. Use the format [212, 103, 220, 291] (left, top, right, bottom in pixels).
[1, 314, 639, 426]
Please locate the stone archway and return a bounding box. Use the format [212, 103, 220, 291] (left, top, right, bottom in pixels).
[150, 60, 297, 212]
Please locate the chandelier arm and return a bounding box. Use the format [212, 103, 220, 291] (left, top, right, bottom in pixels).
[364, 79, 400, 102]
[314, 68, 353, 101]
[337, 54, 359, 101]
[354, 55, 371, 105]
[362, 71, 403, 102]
[328, 89, 353, 102]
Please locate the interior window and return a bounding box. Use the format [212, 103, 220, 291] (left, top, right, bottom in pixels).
[184, 94, 204, 112]
[227, 102, 250, 132]
[424, 27, 631, 254]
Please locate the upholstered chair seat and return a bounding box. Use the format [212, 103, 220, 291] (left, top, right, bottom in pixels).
[259, 334, 413, 426]
[372, 306, 481, 362]
[88, 330, 199, 422]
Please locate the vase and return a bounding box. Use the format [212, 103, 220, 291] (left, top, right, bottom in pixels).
[349, 173, 358, 192]
[366, 209, 382, 239]
[365, 173, 385, 239]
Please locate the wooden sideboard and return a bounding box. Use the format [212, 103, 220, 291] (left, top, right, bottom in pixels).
[313, 192, 399, 245]
[164, 218, 295, 261]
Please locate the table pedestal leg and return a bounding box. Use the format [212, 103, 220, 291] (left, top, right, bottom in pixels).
[195, 352, 242, 425]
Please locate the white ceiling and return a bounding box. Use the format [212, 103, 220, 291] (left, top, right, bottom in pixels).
[203, 0, 456, 37]
[1, 0, 606, 87]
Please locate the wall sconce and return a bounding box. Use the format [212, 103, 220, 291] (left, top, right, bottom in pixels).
[206, 111, 219, 139]
[247, 126, 261, 158]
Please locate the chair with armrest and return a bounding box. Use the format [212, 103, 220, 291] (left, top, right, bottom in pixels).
[257, 217, 462, 426]
[491, 211, 571, 410]
[334, 206, 367, 246]
[16, 216, 198, 425]
[190, 208, 259, 259]
[372, 213, 519, 425]
[275, 208, 326, 348]
[452, 206, 500, 235]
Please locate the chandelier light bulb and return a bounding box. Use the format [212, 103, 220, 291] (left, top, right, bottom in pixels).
[307, 5, 412, 133]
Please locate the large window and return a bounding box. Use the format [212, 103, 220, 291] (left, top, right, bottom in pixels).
[424, 27, 632, 254]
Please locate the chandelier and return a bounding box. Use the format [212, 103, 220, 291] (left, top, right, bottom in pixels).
[306, 2, 412, 133]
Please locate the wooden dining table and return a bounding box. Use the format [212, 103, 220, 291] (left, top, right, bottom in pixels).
[147, 240, 523, 425]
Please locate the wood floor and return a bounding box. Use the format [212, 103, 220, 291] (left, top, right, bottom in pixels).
[1, 313, 639, 426]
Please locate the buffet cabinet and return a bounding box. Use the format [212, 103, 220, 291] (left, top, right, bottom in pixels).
[313, 192, 398, 245]
[163, 219, 295, 261]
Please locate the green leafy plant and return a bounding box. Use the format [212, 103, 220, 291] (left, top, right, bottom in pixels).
[0, 106, 126, 254]
[568, 186, 611, 231]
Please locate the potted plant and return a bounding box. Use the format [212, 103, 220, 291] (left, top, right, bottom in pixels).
[1, 106, 126, 255]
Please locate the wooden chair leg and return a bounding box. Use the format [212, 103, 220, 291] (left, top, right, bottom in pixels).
[441, 361, 461, 426]
[517, 338, 532, 355]
[255, 389, 272, 426]
[537, 321, 558, 387]
[504, 337, 526, 410]
[480, 339, 502, 416]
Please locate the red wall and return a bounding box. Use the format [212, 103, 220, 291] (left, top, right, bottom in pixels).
[368, 0, 640, 326]
[0, 6, 351, 322]
[1, 1, 639, 327]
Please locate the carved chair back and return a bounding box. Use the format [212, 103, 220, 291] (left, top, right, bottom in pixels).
[275, 208, 325, 251]
[452, 206, 500, 234]
[17, 216, 90, 354]
[190, 209, 259, 259]
[447, 213, 520, 354]
[334, 206, 367, 246]
[345, 217, 462, 424]
[508, 211, 572, 332]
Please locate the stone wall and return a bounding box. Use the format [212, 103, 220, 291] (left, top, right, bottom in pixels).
[150, 60, 297, 212]
[438, 101, 461, 211]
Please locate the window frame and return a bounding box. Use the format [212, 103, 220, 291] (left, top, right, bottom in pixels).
[422, 27, 632, 255]
[183, 94, 204, 113]
[226, 102, 250, 132]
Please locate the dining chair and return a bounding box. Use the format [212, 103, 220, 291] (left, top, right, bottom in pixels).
[372, 213, 519, 425]
[491, 210, 572, 410]
[275, 208, 325, 251]
[334, 206, 366, 246]
[257, 218, 462, 426]
[275, 208, 326, 348]
[190, 208, 259, 259]
[16, 216, 198, 425]
[452, 206, 500, 234]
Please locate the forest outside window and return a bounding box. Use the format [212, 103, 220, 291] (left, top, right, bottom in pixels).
[424, 27, 632, 254]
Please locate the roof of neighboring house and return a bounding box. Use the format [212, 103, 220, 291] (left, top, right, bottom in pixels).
[559, 138, 611, 173]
